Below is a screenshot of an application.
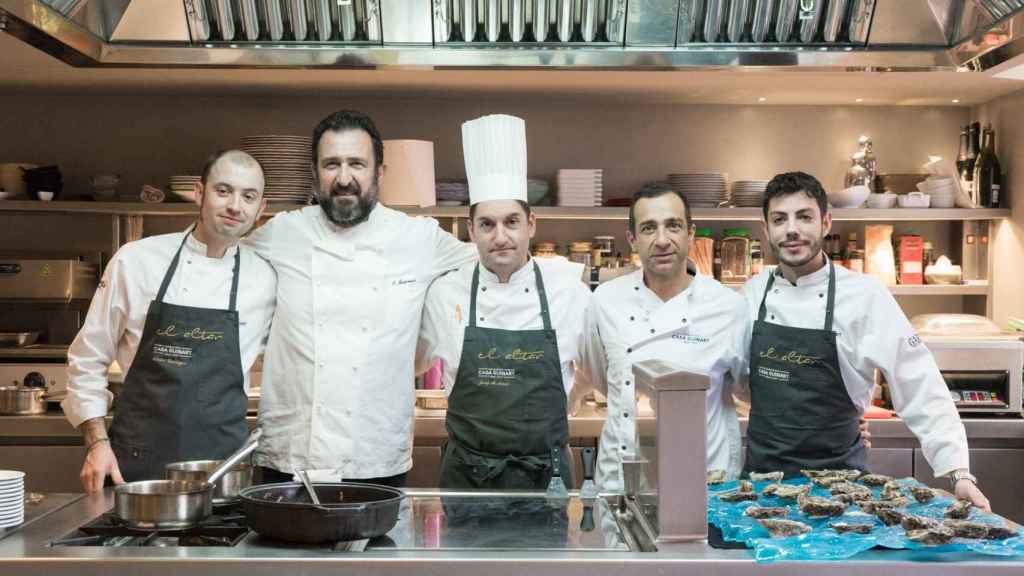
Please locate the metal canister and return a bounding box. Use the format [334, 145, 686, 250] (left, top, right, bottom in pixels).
[461, 0, 478, 41]
[311, 0, 332, 41]
[847, 0, 874, 43]
[570, 241, 593, 268]
[239, 0, 260, 40]
[166, 460, 254, 505]
[528, 0, 551, 41]
[338, 0, 358, 41]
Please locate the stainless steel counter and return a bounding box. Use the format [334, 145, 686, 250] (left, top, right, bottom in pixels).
[0, 491, 1022, 575]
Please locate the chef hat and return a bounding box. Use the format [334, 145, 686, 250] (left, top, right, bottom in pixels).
[462, 114, 527, 205]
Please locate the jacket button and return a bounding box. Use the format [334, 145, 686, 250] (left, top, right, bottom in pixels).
[479, 317, 485, 323]
[625, 380, 631, 386]
[819, 293, 824, 298]
[649, 328, 655, 334]
[622, 413, 629, 418]
[771, 315, 775, 320]
[629, 316, 634, 321]
[682, 318, 688, 324]
[621, 445, 627, 450]
[626, 348, 632, 353]
[482, 287, 487, 292]
[525, 288, 530, 293]
[634, 286, 639, 291]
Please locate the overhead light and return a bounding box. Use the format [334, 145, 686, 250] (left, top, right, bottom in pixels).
[952, 99, 960, 103]
[758, 97, 767, 102]
[855, 98, 864, 103]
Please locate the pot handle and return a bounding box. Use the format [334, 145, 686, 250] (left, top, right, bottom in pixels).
[207, 428, 262, 486]
[318, 503, 368, 514]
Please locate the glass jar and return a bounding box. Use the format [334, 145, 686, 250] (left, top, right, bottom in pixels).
[750, 239, 764, 276]
[848, 249, 864, 273]
[691, 228, 715, 277]
[570, 241, 593, 268]
[720, 228, 751, 283]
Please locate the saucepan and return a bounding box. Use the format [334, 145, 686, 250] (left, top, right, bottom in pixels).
[239, 482, 403, 543]
[0, 385, 47, 415]
[165, 459, 253, 505]
[113, 428, 261, 529]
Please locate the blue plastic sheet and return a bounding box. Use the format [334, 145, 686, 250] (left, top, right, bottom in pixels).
[707, 477, 1024, 563]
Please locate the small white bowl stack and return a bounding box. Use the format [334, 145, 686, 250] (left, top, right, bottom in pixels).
[916, 177, 956, 208]
[0, 470, 25, 528]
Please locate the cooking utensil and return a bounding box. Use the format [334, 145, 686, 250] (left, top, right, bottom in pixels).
[240, 482, 403, 543]
[774, 0, 798, 41]
[296, 470, 322, 505]
[677, 0, 700, 43]
[0, 332, 39, 347]
[847, 0, 873, 43]
[0, 385, 47, 415]
[114, 428, 261, 529]
[579, 447, 598, 501]
[545, 446, 569, 499]
[213, 0, 236, 40]
[822, 0, 848, 42]
[727, 0, 751, 42]
[750, 0, 774, 42]
[165, 459, 254, 505]
[798, 0, 824, 43]
[263, 0, 285, 40]
[703, 0, 725, 42]
[556, 0, 572, 42]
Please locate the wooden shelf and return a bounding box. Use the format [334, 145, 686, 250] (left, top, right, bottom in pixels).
[0, 202, 1010, 222]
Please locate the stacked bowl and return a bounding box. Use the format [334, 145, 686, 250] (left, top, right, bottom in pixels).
[916, 178, 956, 208]
[21, 166, 63, 200]
[0, 470, 25, 529]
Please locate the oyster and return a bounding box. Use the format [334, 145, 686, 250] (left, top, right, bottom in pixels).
[739, 479, 754, 493]
[797, 494, 846, 517]
[881, 481, 904, 501]
[875, 508, 905, 526]
[830, 522, 874, 534]
[762, 483, 812, 500]
[985, 525, 1018, 540]
[942, 519, 990, 539]
[944, 499, 973, 520]
[910, 486, 935, 504]
[800, 469, 861, 481]
[758, 518, 812, 538]
[707, 470, 728, 485]
[830, 481, 872, 497]
[859, 474, 893, 487]
[859, 499, 905, 514]
[901, 514, 939, 531]
[720, 490, 759, 503]
[811, 475, 846, 488]
[835, 493, 871, 505]
[906, 524, 955, 546]
[749, 471, 785, 483]
[744, 505, 788, 519]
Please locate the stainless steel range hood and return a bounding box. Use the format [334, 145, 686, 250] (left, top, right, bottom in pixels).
[1, 0, 1023, 71]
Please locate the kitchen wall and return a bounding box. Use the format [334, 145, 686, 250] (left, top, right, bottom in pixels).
[975, 89, 1024, 328]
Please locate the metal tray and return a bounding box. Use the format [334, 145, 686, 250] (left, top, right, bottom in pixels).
[0, 332, 39, 347]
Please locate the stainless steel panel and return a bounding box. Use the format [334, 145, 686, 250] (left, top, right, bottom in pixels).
[0, 260, 98, 301]
[822, 0, 848, 42]
[775, 0, 798, 41]
[239, 0, 259, 40]
[184, 0, 212, 41]
[286, 0, 306, 39]
[312, 0, 331, 40]
[556, 0, 573, 41]
[867, 447, 913, 477]
[914, 448, 1024, 524]
[798, 0, 824, 42]
[847, 0, 873, 43]
[727, 0, 752, 42]
[704, 0, 725, 41]
[867, 0, 949, 45]
[677, 0, 700, 43]
[750, 0, 774, 42]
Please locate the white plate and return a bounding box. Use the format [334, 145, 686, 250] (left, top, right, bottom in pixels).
[0, 472, 25, 482]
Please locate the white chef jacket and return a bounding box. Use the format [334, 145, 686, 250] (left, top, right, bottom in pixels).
[739, 258, 970, 477]
[416, 257, 592, 397]
[580, 270, 748, 491]
[245, 205, 477, 478]
[63, 228, 277, 428]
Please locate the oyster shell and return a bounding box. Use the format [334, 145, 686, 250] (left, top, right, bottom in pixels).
[762, 483, 812, 501]
[707, 470, 727, 485]
[942, 519, 990, 539]
[881, 481, 904, 501]
[744, 505, 788, 519]
[910, 486, 935, 504]
[944, 499, 973, 520]
[801, 469, 862, 481]
[859, 474, 893, 487]
[749, 471, 785, 483]
[758, 518, 812, 538]
[798, 493, 847, 517]
[739, 479, 754, 493]
[906, 524, 955, 546]
[720, 490, 759, 503]
[829, 521, 874, 534]
[811, 475, 846, 488]
[985, 525, 1018, 540]
[834, 493, 871, 505]
[901, 514, 939, 531]
[859, 499, 906, 513]
[830, 481, 872, 497]
[875, 508, 905, 526]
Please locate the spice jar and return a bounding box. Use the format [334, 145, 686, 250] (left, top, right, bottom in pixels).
[720, 228, 751, 283]
[570, 241, 593, 269]
[691, 228, 715, 277]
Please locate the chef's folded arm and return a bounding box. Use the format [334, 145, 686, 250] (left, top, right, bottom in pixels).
[867, 291, 969, 478]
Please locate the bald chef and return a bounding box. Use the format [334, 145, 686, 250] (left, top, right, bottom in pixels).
[417, 114, 591, 489]
[740, 171, 989, 510]
[579, 184, 749, 491]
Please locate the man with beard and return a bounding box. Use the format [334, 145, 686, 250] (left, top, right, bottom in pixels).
[739, 171, 990, 510]
[246, 110, 477, 487]
[64, 150, 276, 491]
[417, 114, 591, 490]
[580, 185, 749, 490]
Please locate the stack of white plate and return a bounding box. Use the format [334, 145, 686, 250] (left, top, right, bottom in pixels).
[731, 180, 769, 207]
[916, 177, 956, 208]
[168, 175, 201, 202]
[667, 172, 729, 207]
[240, 135, 315, 204]
[556, 169, 603, 207]
[0, 470, 25, 529]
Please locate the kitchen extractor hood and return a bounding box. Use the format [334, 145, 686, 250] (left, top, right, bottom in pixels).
[1, 0, 1022, 71]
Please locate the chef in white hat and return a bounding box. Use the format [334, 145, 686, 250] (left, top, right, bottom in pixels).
[417, 114, 592, 490]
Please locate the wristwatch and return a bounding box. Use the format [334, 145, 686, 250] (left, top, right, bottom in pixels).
[949, 470, 978, 489]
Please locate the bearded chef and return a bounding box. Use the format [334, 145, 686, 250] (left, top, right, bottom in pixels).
[739, 171, 990, 511]
[417, 114, 591, 490]
[578, 184, 749, 490]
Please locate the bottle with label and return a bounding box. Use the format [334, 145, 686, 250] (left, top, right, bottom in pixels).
[956, 125, 969, 194]
[974, 124, 1002, 208]
[750, 240, 764, 276]
[846, 232, 857, 260]
[966, 122, 981, 204]
[923, 241, 935, 267]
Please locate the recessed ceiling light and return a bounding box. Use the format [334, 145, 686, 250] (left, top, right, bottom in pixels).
[951, 99, 960, 103]
[855, 98, 864, 103]
[758, 97, 767, 102]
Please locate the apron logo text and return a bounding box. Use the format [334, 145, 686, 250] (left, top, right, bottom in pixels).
[155, 324, 225, 341]
[672, 333, 709, 344]
[757, 365, 790, 382]
[759, 346, 820, 366]
[477, 347, 545, 361]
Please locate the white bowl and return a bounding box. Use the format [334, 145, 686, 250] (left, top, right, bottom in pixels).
[828, 185, 871, 208]
[931, 196, 956, 208]
[866, 193, 897, 209]
[36, 191, 54, 202]
[897, 192, 931, 208]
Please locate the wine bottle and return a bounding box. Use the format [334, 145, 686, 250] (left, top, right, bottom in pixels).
[966, 122, 980, 204]
[974, 125, 1002, 208]
[956, 126, 969, 193]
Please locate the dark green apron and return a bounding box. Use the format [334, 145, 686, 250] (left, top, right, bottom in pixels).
[744, 260, 867, 478]
[439, 261, 572, 490]
[108, 228, 248, 481]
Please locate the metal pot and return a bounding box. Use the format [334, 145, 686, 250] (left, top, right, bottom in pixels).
[113, 429, 261, 529]
[165, 460, 253, 505]
[240, 482, 403, 543]
[0, 386, 47, 415]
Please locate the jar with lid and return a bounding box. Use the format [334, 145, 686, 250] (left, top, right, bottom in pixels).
[720, 228, 751, 283]
[750, 239, 764, 276]
[691, 228, 715, 277]
[569, 241, 593, 269]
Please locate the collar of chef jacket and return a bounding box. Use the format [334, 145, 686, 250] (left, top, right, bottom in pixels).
[476, 256, 538, 285]
[183, 226, 239, 262]
[771, 254, 832, 288]
[311, 204, 388, 260]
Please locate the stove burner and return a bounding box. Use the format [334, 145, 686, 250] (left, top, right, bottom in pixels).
[51, 503, 250, 547]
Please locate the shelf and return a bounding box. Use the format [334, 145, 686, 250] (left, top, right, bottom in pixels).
[723, 282, 989, 296]
[0, 201, 1010, 222]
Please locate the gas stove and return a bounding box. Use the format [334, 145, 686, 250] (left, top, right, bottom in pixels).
[50, 504, 250, 548]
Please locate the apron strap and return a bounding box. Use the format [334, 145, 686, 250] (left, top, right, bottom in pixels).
[468, 260, 553, 331]
[756, 269, 777, 322]
[155, 227, 195, 303]
[228, 246, 241, 312]
[757, 256, 836, 333]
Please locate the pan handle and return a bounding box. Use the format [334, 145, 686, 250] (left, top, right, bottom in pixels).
[317, 502, 368, 514]
[207, 428, 262, 486]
